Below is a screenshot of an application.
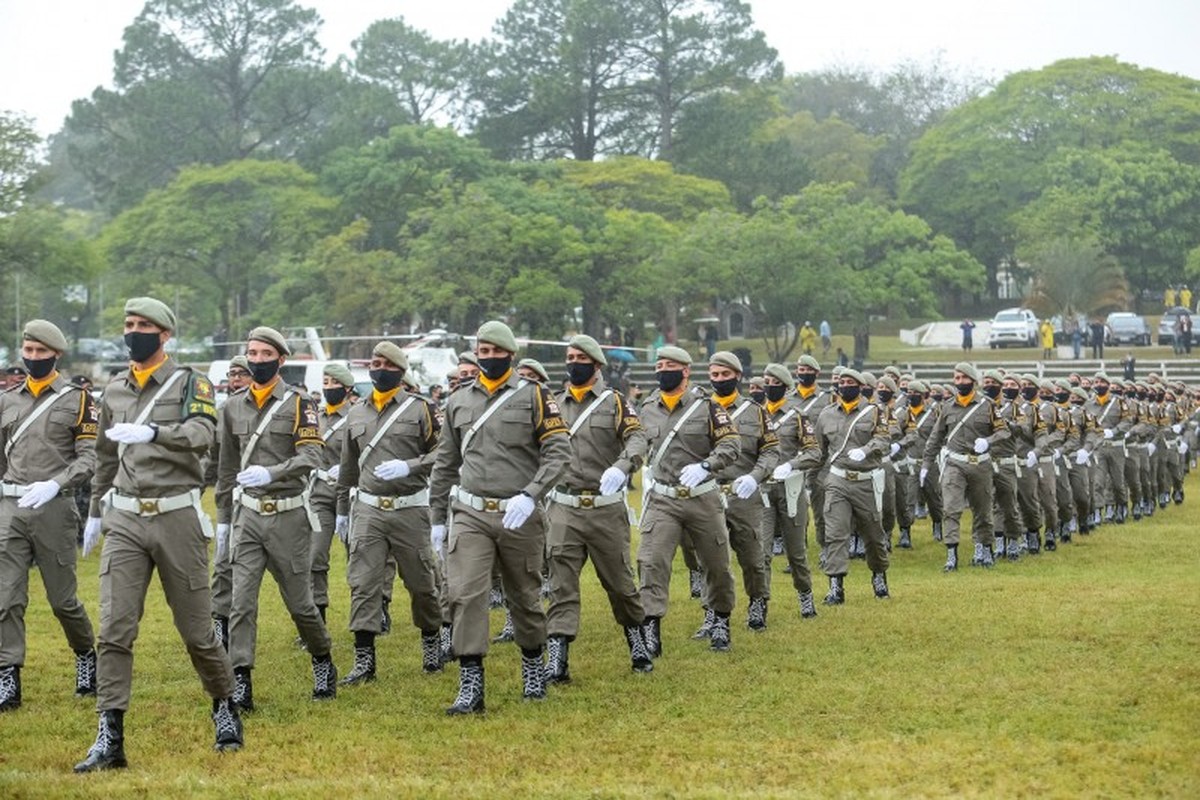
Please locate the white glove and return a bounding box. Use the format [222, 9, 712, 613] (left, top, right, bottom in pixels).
[82, 517, 103, 558]
[889, 442, 901, 458]
[847, 448, 866, 462]
[599, 466, 626, 496]
[430, 524, 447, 555]
[679, 463, 710, 488]
[17, 479, 61, 509]
[327, 464, 341, 481]
[772, 463, 793, 481]
[1179, 441, 1189, 455]
[732, 474, 758, 499]
[107, 423, 156, 444]
[1053, 448, 1061, 460]
[1025, 451, 1037, 468]
[502, 493, 536, 530]
[335, 515, 349, 544]
[919, 467, 928, 486]
[215, 523, 230, 561]
[1147, 442, 1157, 456]
[373, 459, 410, 480]
[1104, 428, 1115, 440]
[1172, 423, 1183, 435]
[973, 437, 990, 454]
[236, 465, 271, 487]
[1075, 450, 1089, 465]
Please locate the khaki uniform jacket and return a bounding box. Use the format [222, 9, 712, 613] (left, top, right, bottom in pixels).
[991, 398, 1026, 459]
[711, 396, 779, 483]
[1084, 394, 1134, 439]
[336, 391, 440, 515]
[922, 392, 1010, 469]
[766, 397, 821, 472]
[556, 376, 647, 490]
[430, 373, 572, 526]
[899, 402, 938, 462]
[0, 374, 97, 488]
[311, 401, 352, 503]
[1127, 399, 1156, 443]
[90, 359, 216, 515]
[815, 399, 891, 471]
[215, 379, 323, 524]
[1032, 399, 1064, 457]
[639, 386, 740, 483]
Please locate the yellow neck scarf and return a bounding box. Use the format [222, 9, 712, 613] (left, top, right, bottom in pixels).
[479, 369, 512, 395]
[25, 372, 58, 398]
[250, 378, 279, 409]
[766, 397, 787, 415]
[372, 387, 400, 412]
[568, 385, 590, 403]
[713, 392, 737, 409]
[132, 360, 165, 389]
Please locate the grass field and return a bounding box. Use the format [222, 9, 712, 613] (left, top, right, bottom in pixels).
[2, 478, 1198, 799]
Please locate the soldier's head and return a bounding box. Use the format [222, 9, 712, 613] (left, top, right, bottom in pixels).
[748, 377, 766, 405]
[517, 358, 550, 386]
[566, 335, 606, 388]
[707, 351, 743, 398]
[876, 377, 897, 405]
[227, 355, 252, 392]
[20, 320, 68, 380]
[654, 346, 692, 394]
[795, 355, 820, 389]
[836, 369, 866, 403]
[1001, 375, 1020, 401]
[370, 342, 408, 393]
[981, 370, 1002, 401]
[1070, 387, 1088, 406]
[951, 362, 978, 397]
[474, 320, 518, 381]
[322, 361, 354, 406]
[245, 327, 290, 387]
[763, 364, 793, 405]
[906, 379, 928, 407]
[457, 351, 480, 383]
[1068, 372, 1082, 387]
[123, 297, 176, 365]
[1093, 372, 1110, 396]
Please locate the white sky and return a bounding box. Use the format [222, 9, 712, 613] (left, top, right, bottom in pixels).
[2, 0, 1198, 137]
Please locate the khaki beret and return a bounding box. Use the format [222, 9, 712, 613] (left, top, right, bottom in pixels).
[830, 365, 845, 377]
[124, 297, 176, 332]
[709, 350, 744, 374]
[982, 369, 1004, 382]
[796, 354, 821, 372]
[476, 320, 518, 353]
[953, 362, 979, 382]
[763, 363, 794, 390]
[883, 365, 902, 379]
[1094, 371, 1111, 382]
[1038, 379, 1056, 391]
[247, 326, 291, 356]
[931, 383, 946, 394]
[567, 334, 607, 366]
[373, 341, 409, 370]
[458, 351, 479, 367]
[229, 355, 250, 371]
[1054, 378, 1071, 389]
[1020, 373, 1038, 384]
[656, 345, 692, 366]
[323, 361, 355, 387]
[907, 379, 929, 394]
[748, 376, 766, 388]
[517, 358, 550, 384]
[876, 376, 897, 393]
[840, 368, 867, 385]
[900, 373, 915, 383]
[860, 372, 877, 387]
[22, 319, 68, 353]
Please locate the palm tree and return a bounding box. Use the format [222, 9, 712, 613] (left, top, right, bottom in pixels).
[1023, 237, 1130, 322]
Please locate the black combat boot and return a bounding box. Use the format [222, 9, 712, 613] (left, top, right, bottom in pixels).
[492, 608, 515, 643]
[341, 640, 376, 686]
[213, 615, 230, 651]
[439, 623, 454, 665]
[421, 631, 443, 674]
[932, 521, 943, 541]
[688, 569, 703, 599]
[709, 613, 731, 652]
[73, 710, 126, 772]
[311, 653, 337, 700]
[212, 697, 243, 752]
[624, 626, 653, 673]
[943, 544, 959, 572]
[545, 635, 571, 684]
[0, 665, 20, 712]
[898, 528, 912, 549]
[642, 617, 662, 658]
[74, 649, 97, 698]
[798, 590, 818, 619]
[379, 598, 392, 635]
[520, 647, 547, 700]
[823, 575, 845, 605]
[232, 666, 253, 712]
[1026, 531, 1041, 555]
[872, 571, 890, 598]
[746, 597, 767, 631]
[446, 657, 485, 715]
[692, 607, 714, 639]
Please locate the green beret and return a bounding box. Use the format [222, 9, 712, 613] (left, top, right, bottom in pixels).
[229, 355, 250, 371]
[1070, 387, 1089, 401]
[953, 362, 979, 382]
[656, 345, 692, 366]
[458, 351, 479, 367]
[247, 326, 291, 356]
[124, 296, 176, 332]
[748, 376, 765, 388]
[1020, 373, 1039, 384]
[709, 350, 744, 374]
[907, 379, 928, 393]
[796, 354, 821, 372]
[373, 341, 409, 371]
[930, 383, 946, 393]
[476, 320, 518, 353]
[831, 365, 845, 377]
[840, 368, 866, 385]
[983, 369, 1004, 382]
[323, 361, 355, 387]
[1094, 371, 1110, 382]
[1039, 379, 1056, 391]
[900, 373, 915, 383]
[877, 376, 897, 393]
[22, 319, 68, 353]
[860, 372, 877, 387]
[517, 358, 550, 384]
[1054, 378, 1071, 389]
[567, 334, 607, 366]
[883, 365, 902, 379]
[763, 363, 794, 390]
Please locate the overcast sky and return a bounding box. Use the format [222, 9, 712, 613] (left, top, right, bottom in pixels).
[2, 0, 1198, 137]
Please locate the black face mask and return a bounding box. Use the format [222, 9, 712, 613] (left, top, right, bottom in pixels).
[907, 393, 924, 407]
[248, 359, 280, 385]
[566, 362, 597, 386]
[1069, 380, 1081, 388]
[796, 373, 817, 388]
[125, 331, 162, 363]
[750, 391, 766, 405]
[1001, 387, 1020, 400]
[1071, 399, 1084, 406]
[323, 386, 348, 406]
[657, 370, 684, 393]
[370, 368, 404, 392]
[838, 385, 861, 402]
[1021, 387, 1039, 401]
[982, 385, 1001, 400]
[877, 390, 894, 404]
[1095, 384, 1109, 397]
[861, 387, 875, 400]
[478, 356, 511, 381]
[22, 356, 56, 380]
[710, 378, 739, 397]
[1136, 392, 1148, 401]
[765, 384, 788, 403]
[956, 382, 974, 397]
[1055, 391, 1070, 403]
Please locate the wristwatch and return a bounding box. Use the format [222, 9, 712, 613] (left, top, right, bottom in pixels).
[700, 460, 711, 472]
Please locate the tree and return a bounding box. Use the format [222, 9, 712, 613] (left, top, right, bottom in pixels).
[1023, 237, 1129, 320]
[352, 17, 469, 125]
[0, 111, 41, 212]
[560, 156, 732, 221]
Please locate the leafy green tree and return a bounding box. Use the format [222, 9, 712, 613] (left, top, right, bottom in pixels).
[0, 111, 41, 213]
[352, 17, 470, 125]
[1023, 237, 1129, 320]
[560, 156, 732, 221]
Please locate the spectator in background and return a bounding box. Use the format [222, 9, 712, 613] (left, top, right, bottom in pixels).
[960, 319, 976, 352]
[1067, 317, 1083, 360]
[819, 320, 832, 356]
[1181, 313, 1194, 355]
[1172, 315, 1185, 355]
[1039, 319, 1055, 360]
[704, 324, 718, 359]
[1122, 352, 1136, 381]
[1181, 285, 1194, 312]
[800, 321, 818, 355]
[1090, 318, 1106, 359]
[1165, 285, 1178, 309]
[835, 347, 849, 367]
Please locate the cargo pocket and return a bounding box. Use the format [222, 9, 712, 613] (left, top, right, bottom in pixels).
[56, 548, 76, 567]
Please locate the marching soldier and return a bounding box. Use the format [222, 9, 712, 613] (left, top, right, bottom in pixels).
[308, 362, 356, 628]
[1063, 386, 1099, 535]
[429, 321, 572, 714]
[0, 321, 98, 712]
[516, 358, 551, 386]
[1014, 375, 1046, 552]
[544, 335, 653, 682]
[814, 368, 892, 602]
[1031, 379, 1065, 551]
[899, 380, 943, 542]
[985, 371, 1025, 562]
[76, 297, 241, 771]
[209, 356, 251, 650]
[216, 327, 336, 710]
[637, 346, 740, 654]
[1085, 373, 1133, 524]
[791, 356, 832, 563]
[761, 364, 823, 618]
[337, 343, 443, 684]
[921, 363, 1010, 571]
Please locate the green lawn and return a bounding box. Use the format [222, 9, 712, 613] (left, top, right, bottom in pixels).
[2, 480, 1198, 798]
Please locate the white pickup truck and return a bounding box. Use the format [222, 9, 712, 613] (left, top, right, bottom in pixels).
[987, 308, 1039, 349]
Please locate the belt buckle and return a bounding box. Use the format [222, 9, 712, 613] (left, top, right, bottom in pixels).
[139, 499, 159, 515]
[484, 499, 500, 512]
[846, 471, 859, 481]
[676, 486, 691, 499]
[261, 499, 278, 513]
[721, 484, 733, 495]
[968, 455, 978, 464]
[380, 497, 395, 510]
[579, 496, 594, 508]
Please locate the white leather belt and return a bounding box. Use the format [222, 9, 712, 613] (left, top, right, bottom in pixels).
[1102, 439, 1126, 447]
[946, 452, 991, 465]
[1038, 456, 1055, 463]
[996, 456, 1020, 465]
[239, 493, 306, 515]
[0, 482, 30, 498]
[828, 466, 883, 481]
[649, 480, 717, 499]
[314, 469, 337, 486]
[111, 488, 201, 517]
[357, 488, 429, 511]
[1126, 442, 1148, 450]
[548, 488, 624, 509]
[452, 486, 511, 512]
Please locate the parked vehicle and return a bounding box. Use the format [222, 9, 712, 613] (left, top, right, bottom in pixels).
[1105, 312, 1151, 346]
[987, 308, 1039, 348]
[1157, 307, 1196, 346]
